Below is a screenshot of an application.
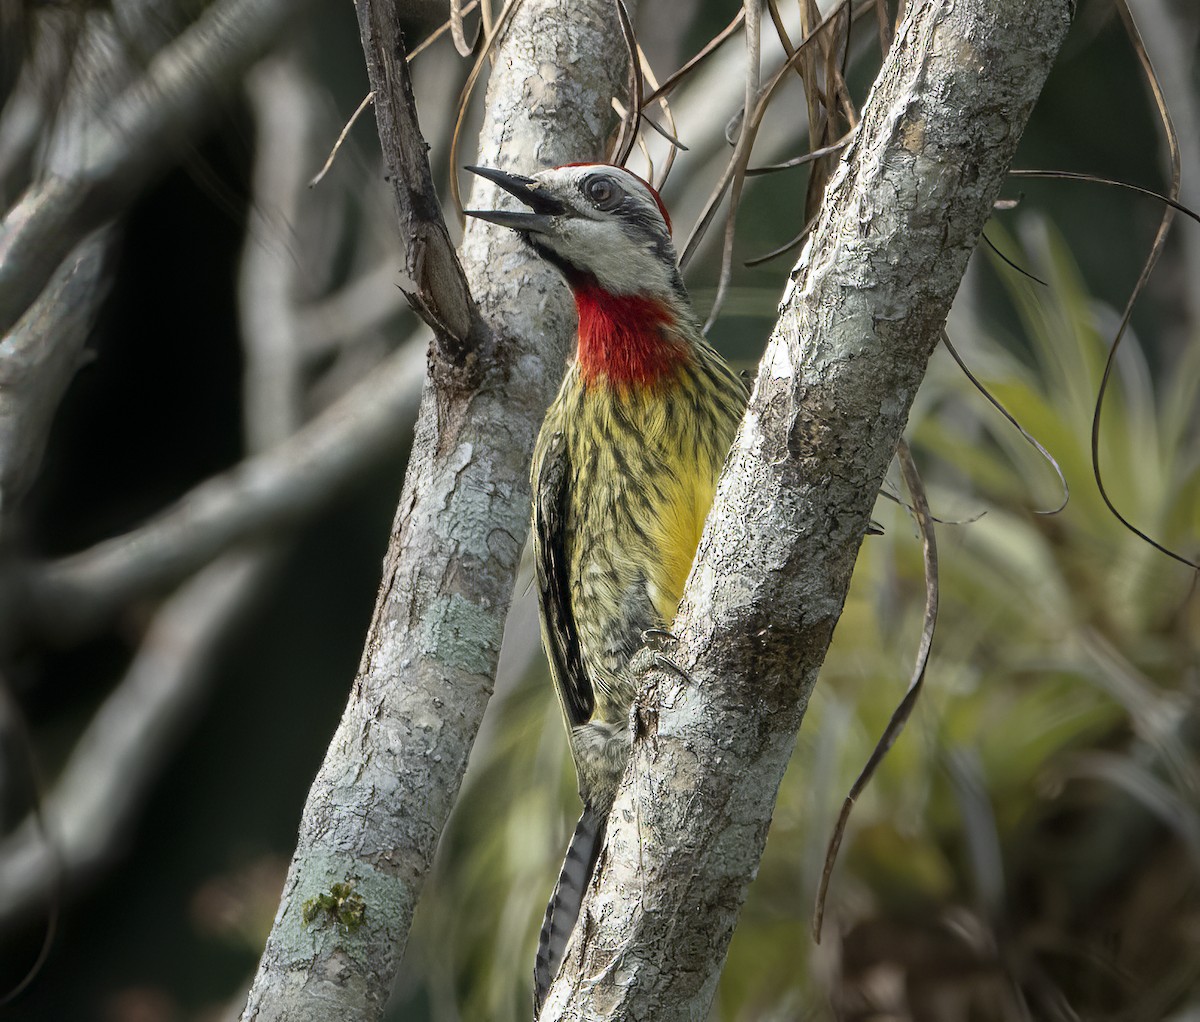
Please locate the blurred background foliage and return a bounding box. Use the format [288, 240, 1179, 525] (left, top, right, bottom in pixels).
[2, 0, 1198, 1020]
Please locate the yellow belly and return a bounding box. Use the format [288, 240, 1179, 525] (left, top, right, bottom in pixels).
[550, 360, 738, 720]
[638, 452, 717, 622]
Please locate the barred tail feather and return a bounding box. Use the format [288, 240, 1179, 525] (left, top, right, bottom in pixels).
[533, 806, 605, 1015]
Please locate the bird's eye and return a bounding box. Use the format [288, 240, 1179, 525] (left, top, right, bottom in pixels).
[584, 176, 621, 210]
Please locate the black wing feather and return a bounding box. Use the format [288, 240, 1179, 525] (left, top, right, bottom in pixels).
[533, 431, 593, 727]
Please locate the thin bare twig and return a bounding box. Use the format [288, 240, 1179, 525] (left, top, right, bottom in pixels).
[413, 0, 482, 61]
[980, 232, 1048, 286]
[1079, 1, 1197, 570]
[765, 0, 797, 74]
[309, 90, 374, 189]
[813, 439, 939, 942]
[1006, 170, 1200, 227]
[641, 8, 745, 107]
[1135, 0, 1200, 330]
[680, 0, 855, 271]
[612, 0, 643, 167]
[745, 134, 851, 176]
[877, 485, 987, 526]
[448, 0, 523, 218]
[633, 43, 683, 189]
[635, 108, 688, 152]
[701, 0, 761, 331]
[743, 213, 815, 267]
[356, 0, 483, 357]
[940, 330, 1069, 516]
[451, 0, 475, 56]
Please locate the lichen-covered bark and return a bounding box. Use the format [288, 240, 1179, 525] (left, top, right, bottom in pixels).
[540, 1, 1073, 1019]
[239, 2, 631, 1019]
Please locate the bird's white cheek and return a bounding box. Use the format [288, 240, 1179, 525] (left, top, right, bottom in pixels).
[593, 248, 675, 297]
[572, 224, 670, 295]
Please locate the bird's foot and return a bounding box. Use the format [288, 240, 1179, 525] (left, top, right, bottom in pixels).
[640, 626, 679, 652]
[633, 628, 690, 684]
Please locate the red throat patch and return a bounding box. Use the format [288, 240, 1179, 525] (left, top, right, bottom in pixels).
[573, 282, 686, 388]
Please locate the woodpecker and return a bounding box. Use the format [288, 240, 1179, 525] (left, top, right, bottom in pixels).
[465, 163, 746, 1012]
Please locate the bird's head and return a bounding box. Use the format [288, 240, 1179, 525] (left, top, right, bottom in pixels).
[464, 163, 687, 310]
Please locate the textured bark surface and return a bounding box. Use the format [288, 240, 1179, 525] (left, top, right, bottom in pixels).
[355, 0, 478, 351]
[540, 1, 1073, 1019]
[238, 1, 631, 1019]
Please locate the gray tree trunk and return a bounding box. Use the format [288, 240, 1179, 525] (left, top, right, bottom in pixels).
[238, 1, 632, 1019]
[539, 0, 1073, 1019]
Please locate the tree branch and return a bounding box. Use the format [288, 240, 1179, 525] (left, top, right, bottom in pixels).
[0, 231, 109, 512]
[541, 1, 1073, 1018]
[0, 550, 272, 926]
[354, 0, 480, 358]
[0, 0, 322, 338]
[238, 1, 633, 1018]
[0, 0, 199, 512]
[0, 59, 321, 924]
[238, 51, 317, 450]
[25, 339, 426, 643]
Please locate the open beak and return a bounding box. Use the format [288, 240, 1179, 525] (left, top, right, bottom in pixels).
[462, 165, 567, 235]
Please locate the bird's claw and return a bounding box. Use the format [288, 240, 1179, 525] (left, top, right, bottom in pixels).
[653, 652, 691, 683]
[630, 642, 691, 687]
[640, 627, 679, 652]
